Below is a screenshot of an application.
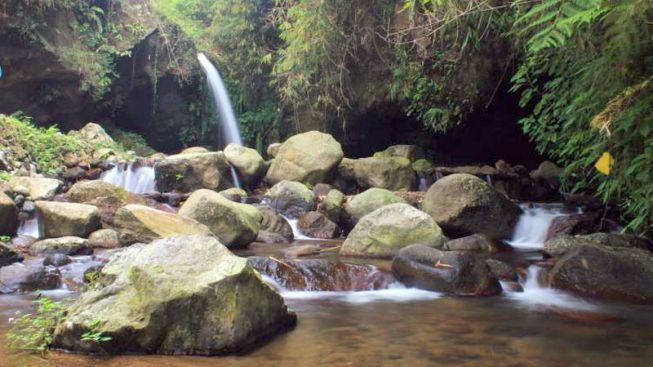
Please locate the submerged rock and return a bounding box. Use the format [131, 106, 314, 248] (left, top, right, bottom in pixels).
[352, 157, 416, 191]
[113, 204, 213, 245]
[36, 201, 101, 238]
[549, 244, 653, 304]
[43, 253, 72, 267]
[345, 188, 407, 225]
[249, 257, 394, 291]
[421, 174, 521, 240]
[178, 189, 262, 248]
[53, 236, 296, 355]
[0, 263, 61, 293]
[155, 152, 233, 192]
[266, 180, 315, 218]
[9, 176, 62, 200]
[392, 245, 501, 296]
[340, 203, 446, 258]
[298, 211, 339, 239]
[224, 143, 266, 185]
[0, 191, 18, 236]
[265, 131, 344, 185]
[31, 236, 92, 256]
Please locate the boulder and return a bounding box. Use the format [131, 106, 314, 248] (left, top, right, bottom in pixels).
[0, 243, 22, 267]
[412, 159, 436, 175]
[36, 201, 100, 238]
[219, 188, 248, 202]
[549, 245, 653, 303]
[298, 211, 339, 239]
[43, 254, 72, 267]
[180, 146, 210, 154]
[9, 176, 62, 200]
[485, 259, 519, 282]
[224, 143, 266, 185]
[178, 189, 262, 248]
[352, 157, 416, 191]
[530, 161, 563, 186]
[319, 189, 345, 223]
[31, 237, 92, 256]
[256, 230, 290, 244]
[113, 204, 213, 245]
[266, 181, 315, 218]
[443, 234, 507, 254]
[0, 191, 18, 236]
[52, 236, 296, 355]
[340, 203, 446, 258]
[543, 233, 650, 258]
[67, 180, 128, 203]
[88, 229, 121, 249]
[421, 174, 521, 239]
[155, 152, 233, 192]
[265, 131, 343, 185]
[266, 143, 282, 159]
[259, 207, 293, 241]
[77, 123, 115, 146]
[373, 145, 425, 162]
[0, 264, 61, 293]
[392, 245, 501, 296]
[345, 188, 406, 225]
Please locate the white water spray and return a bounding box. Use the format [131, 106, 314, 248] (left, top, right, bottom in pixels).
[197, 53, 243, 188]
[508, 203, 576, 250]
[101, 163, 156, 194]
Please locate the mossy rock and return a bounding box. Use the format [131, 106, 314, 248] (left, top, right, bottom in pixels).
[36, 201, 101, 238]
[266, 180, 315, 218]
[224, 143, 266, 185]
[352, 157, 416, 191]
[345, 188, 407, 225]
[67, 180, 128, 204]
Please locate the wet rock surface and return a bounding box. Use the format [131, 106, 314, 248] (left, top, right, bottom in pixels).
[443, 234, 508, 254]
[298, 211, 339, 239]
[36, 201, 101, 238]
[31, 236, 92, 256]
[155, 152, 233, 192]
[266, 180, 315, 218]
[0, 263, 61, 293]
[258, 207, 294, 241]
[0, 191, 18, 235]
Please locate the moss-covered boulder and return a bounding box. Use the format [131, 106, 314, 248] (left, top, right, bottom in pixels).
[77, 123, 115, 146]
[543, 233, 651, 258]
[0, 191, 18, 236]
[421, 174, 521, 239]
[36, 201, 100, 238]
[155, 152, 233, 192]
[219, 187, 248, 202]
[31, 236, 91, 256]
[67, 180, 128, 204]
[178, 189, 262, 248]
[180, 146, 210, 154]
[345, 188, 407, 225]
[412, 159, 436, 175]
[265, 131, 343, 185]
[340, 203, 446, 258]
[392, 244, 501, 296]
[224, 143, 266, 185]
[266, 180, 315, 218]
[9, 176, 62, 200]
[88, 229, 121, 249]
[52, 235, 296, 355]
[352, 157, 416, 191]
[373, 145, 425, 162]
[113, 204, 213, 245]
[298, 211, 339, 239]
[320, 189, 345, 223]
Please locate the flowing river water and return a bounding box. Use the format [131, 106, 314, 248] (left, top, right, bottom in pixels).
[2, 204, 653, 366]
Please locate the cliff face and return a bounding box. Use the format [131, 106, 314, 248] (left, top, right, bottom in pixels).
[0, 0, 205, 152]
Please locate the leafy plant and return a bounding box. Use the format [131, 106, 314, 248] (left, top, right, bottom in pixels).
[0, 235, 11, 242]
[80, 320, 112, 344]
[7, 297, 67, 355]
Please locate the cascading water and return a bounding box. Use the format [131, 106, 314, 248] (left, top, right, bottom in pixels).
[282, 215, 315, 241]
[101, 163, 156, 194]
[17, 215, 40, 239]
[197, 52, 242, 189]
[508, 203, 577, 249]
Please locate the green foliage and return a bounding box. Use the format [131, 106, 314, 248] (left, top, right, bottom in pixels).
[80, 320, 112, 344]
[0, 172, 11, 182]
[512, 0, 653, 235]
[7, 297, 67, 355]
[106, 128, 158, 157]
[0, 235, 11, 242]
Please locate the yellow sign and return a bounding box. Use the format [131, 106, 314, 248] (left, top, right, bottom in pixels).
[595, 151, 613, 175]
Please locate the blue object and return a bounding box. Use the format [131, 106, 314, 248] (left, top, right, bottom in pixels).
[0, 65, 3, 79]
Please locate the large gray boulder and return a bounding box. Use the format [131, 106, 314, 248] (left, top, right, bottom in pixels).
[31, 236, 92, 256]
[224, 143, 266, 185]
[36, 201, 101, 238]
[266, 181, 315, 218]
[392, 244, 501, 296]
[549, 244, 653, 304]
[340, 203, 446, 258]
[352, 157, 416, 191]
[155, 152, 233, 192]
[265, 131, 343, 185]
[52, 236, 296, 355]
[421, 174, 521, 239]
[9, 176, 62, 200]
[178, 189, 262, 248]
[113, 204, 214, 245]
[345, 188, 407, 224]
[0, 191, 18, 236]
[67, 180, 127, 204]
[543, 233, 651, 258]
[258, 207, 294, 241]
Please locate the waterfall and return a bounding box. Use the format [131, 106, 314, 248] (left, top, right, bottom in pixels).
[508, 203, 576, 250]
[101, 163, 156, 194]
[197, 53, 242, 188]
[17, 214, 40, 239]
[282, 215, 315, 241]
